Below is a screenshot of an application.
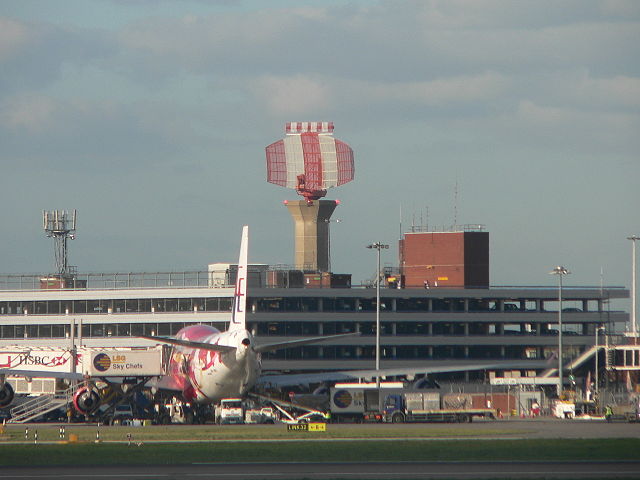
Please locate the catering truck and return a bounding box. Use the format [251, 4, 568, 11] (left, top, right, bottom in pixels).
[383, 391, 495, 423]
[329, 383, 413, 423]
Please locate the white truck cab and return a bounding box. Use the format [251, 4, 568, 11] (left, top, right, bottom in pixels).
[218, 398, 244, 424]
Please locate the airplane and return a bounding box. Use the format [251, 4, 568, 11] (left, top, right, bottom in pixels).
[75, 225, 358, 414]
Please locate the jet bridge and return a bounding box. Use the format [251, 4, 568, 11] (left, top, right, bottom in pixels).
[0, 345, 167, 378]
[1, 345, 167, 423]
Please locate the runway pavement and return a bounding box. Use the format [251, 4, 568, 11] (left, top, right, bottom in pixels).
[2, 461, 640, 479]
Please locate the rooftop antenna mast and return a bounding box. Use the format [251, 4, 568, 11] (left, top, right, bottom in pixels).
[425, 205, 429, 231]
[453, 179, 459, 228]
[43, 209, 77, 276]
[412, 204, 416, 232]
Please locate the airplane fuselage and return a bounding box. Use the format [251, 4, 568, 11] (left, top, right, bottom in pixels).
[168, 324, 261, 403]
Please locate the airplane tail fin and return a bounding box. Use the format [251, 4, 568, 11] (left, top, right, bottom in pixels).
[230, 225, 248, 331]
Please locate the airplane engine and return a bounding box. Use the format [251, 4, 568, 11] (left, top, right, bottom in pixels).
[73, 386, 101, 415]
[0, 382, 15, 408]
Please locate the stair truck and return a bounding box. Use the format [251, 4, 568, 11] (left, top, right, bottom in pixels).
[383, 391, 496, 423]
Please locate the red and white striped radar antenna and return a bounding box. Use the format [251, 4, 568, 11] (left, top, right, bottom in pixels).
[266, 122, 354, 204]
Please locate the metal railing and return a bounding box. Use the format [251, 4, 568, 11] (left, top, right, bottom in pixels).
[407, 224, 486, 233]
[0, 272, 628, 293]
[8, 384, 75, 424]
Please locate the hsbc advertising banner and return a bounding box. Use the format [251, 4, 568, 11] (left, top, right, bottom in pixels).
[0, 348, 78, 374]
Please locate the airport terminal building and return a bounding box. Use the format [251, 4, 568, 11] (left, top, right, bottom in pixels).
[0, 270, 628, 382]
[0, 226, 631, 383]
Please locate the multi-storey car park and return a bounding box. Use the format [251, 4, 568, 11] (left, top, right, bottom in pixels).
[0, 270, 629, 384]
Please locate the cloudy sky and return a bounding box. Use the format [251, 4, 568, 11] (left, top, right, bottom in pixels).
[1, 0, 638, 290]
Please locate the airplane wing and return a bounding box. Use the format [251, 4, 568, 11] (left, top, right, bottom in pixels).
[254, 332, 360, 354]
[256, 362, 526, 387]
[145, 374, 184, 393]
[0, 369, 84, 381]
[139, 335, 237, 353]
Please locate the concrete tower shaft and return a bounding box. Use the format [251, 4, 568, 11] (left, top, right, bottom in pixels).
[286, 200, 337, 272]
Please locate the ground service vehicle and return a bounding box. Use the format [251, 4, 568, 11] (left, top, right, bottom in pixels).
[217, 398, 244, 424]
[245, 407, 277, 424]
[329, 385, 403, 423]
[607, 402, 640, 422]
[109, 404, 134, 425]
[383, 392, 495, 423]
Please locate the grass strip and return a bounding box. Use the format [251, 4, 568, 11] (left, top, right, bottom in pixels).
[0, 439, 638, 466]
[0, 424, 527, 442]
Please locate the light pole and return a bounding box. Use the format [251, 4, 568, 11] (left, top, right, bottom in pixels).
[367, 242, 389, 388]
[550, 266, 570, 398]
[595, 324, 605, 410]
[627, 235, 638, 337]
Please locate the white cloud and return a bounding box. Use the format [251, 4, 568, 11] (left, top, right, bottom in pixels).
[250, 75, 331, 116]
[356, 72, 509, 106]
[601, 0, 640, 16]
[576, 74, 640, 108]
[414, 0, 640, 29]
[0, 17, 33, 62]
[516, 99, 580, 125]
[509, 98, 639, 157]
[116, 8, 302, 64]
[0, 94, 56, 130]
[250, 71, 509, 117]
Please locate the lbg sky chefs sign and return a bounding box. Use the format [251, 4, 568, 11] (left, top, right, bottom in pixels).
[86, 350, 162, 376]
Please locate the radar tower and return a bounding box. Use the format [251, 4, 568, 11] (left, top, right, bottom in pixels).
[266, 122, 354, 272]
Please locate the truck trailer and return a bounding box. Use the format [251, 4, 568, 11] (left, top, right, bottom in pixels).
[383, 391, 495, 423]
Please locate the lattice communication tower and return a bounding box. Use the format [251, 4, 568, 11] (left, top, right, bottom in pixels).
[43, 209, 77, 276]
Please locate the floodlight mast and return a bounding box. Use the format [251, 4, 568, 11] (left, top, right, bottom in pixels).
[549, 265, 570, 397]
[628, 235, 639, 337]
[43, 209, 77, 276]
[367, 242, 389, 388]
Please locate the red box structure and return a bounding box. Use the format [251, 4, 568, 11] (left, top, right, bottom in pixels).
[399, 229, 489, 289]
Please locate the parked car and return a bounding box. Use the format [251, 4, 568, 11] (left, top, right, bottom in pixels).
[109, 404, 134, 425]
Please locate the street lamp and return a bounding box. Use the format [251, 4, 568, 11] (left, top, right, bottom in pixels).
[550, 265, 570, 398]
[595, 324, 605, 410]
[627, 235, 638, 337]
[367, 242, 389, 388]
